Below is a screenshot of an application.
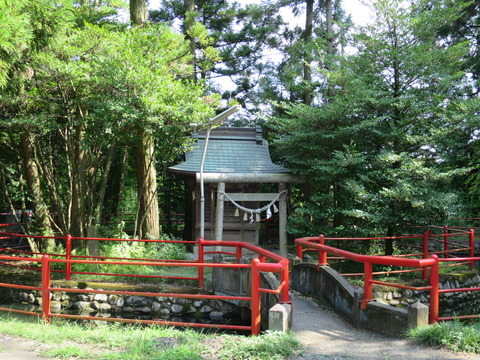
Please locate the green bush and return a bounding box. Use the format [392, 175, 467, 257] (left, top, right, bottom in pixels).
[408, 319, 480, 354]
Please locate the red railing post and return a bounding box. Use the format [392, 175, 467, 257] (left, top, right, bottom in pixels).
[65, 234, 72, 280]
[429, 254, 439, 323]
[198, 238, 205, 288]
[318, 234, 327, 265]
[236, 245, 242, 263]
[251, 258, 261, 335]
[422, 230, 429, 280]
[443, 225, 449, 258]
[280, 260, 290, 303]
[469, 229, 475, 268]
[361, 261, 373, 310]
[295, 239, 303, 259]
[41, 254, 51, 324]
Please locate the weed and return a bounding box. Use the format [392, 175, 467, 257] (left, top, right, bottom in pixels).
[407, 319, 480, 354]
[0, 313, 301, 360]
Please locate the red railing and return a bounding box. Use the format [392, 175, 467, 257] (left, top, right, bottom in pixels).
[0, 231, 289, 335]
[295, 228, 479, 324]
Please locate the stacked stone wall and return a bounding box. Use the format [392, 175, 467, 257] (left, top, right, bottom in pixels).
[374, 274, 480, 318]
[0, 283, 242, 324]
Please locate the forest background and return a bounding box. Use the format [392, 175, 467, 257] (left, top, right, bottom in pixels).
[0, 0, 479, 255]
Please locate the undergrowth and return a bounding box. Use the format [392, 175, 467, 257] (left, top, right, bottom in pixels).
[0, 313, 301, 360]
[408, 319, 480, 354]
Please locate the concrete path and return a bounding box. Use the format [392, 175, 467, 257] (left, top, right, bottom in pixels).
[290, 295, 480, 360]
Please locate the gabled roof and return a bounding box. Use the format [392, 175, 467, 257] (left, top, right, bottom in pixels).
[169, 127, 290, 175]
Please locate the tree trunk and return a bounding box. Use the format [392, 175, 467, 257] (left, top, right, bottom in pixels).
[326, 0, 335, 99]
[385, 227, 394, 256]
[20, 130, 55, 252]
[70, 120, 87, 239]
[135, 130, 160, 239]
[130, 0, 147, 26]
[303, 0, 314, 105]
[184, 0, 197, 80]
[130, 0, 160, 240]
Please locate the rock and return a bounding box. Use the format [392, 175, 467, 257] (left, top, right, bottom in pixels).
[76, 294, 91, 302]
[91, 301, 112, 312]
[93, 293, 108, 303]
[210, 311, 223, 320]
[160, 308, 170, 316]
[50, 301, 62, 313]
[18, 292, 28, 302]
[200, 305, 212, 313]
[392, 291, 402, 299]
[95, 303, 112, 312]
[26, 293, 35, 304]
[108, 294, 119, 305]
[73, 301, 93, 311]
[126, 296, 148, 307]
[152, 302, 162, 312]
[171, 304, 183, 314]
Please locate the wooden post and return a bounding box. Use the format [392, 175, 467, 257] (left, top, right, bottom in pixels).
[215, 182, 225, 250]
[279, 183, 287, 257]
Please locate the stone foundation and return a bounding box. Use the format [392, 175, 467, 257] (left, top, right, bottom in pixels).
[0, 281, 243, 323]
[374, 274, 480, 318]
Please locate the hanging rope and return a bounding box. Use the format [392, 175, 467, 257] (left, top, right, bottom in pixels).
[221, 190, 287, 223]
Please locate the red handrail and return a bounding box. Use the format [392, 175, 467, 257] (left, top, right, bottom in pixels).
[295, 228, 478, 324]
[0, 233, 289, 335]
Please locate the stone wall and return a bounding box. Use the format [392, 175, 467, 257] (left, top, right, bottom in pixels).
[374, 273, 480, 318]
[0, 281, 242, 324]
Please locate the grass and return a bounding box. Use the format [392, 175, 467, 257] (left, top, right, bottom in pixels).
[407, 319, 480, 354]
[0, 312, 301, 360]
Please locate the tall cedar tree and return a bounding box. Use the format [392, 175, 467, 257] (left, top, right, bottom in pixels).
[270, 0, 477, 251]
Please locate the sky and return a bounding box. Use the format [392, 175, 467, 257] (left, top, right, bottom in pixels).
[147, 0, 374, 26]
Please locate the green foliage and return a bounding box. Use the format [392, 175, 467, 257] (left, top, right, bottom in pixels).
[270, 0, 478, 239]
[408, 319, 480, 354]
[68, 237, 189, 283]
[0, 314, 301, 360]
[212, 331, 300, 360]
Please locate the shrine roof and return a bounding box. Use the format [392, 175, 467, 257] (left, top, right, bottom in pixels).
[169, 127, 291, 175]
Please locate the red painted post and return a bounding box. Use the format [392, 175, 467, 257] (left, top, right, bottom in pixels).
[469, 229, 475, 268]
[429, 255, 439, 323]
[318, 234, 327, 265]
[251, 258, 261, 335]
[361, 261, 372, 310]
[422, 230, 429, 280]
[198, 238, 204, 288]
[280, 260, 290, 303]
[65, 234, 72, 280]
[443, 225, 449, 258]
[41, 255, 51, 324]
[295, 240, 303, 259]
[236, 245, 242, 263]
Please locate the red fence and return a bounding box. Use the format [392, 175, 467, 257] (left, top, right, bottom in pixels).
[295, 227, 480, 323]
[0, 229, 289, 335]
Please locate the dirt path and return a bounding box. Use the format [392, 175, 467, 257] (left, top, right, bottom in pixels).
[1, 296, 479, 360]
[0, 334, 53, 360]
[290, 295, 480, 360]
